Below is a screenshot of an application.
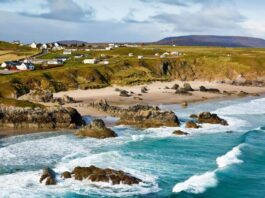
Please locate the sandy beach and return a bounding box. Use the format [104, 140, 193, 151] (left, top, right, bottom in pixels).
[54, 80, 265, 116]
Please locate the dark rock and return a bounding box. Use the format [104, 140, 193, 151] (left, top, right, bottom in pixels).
[190, 114, 198, 118]
[61, 171, 71, 179]
[200, 86, 220, 93]
[199, 86, 207, 92]
[141, 87, 148, 93]
[0, 106, 83, 129]
[198, 112, 228, 125]
[173, 130, 189, 136]
[164, 86, 170, 89]
[40, 167, 56, 185]
[183, 83, 193, 91]
[181, 101, 188, 108]
[175, 88, 192, 95]
[171, 84, 179, 90]
[90, 100, 180, 128]
[185, 121, 200, 128]
[71, 166, 142, 185]
[76, 119, 117, 139]
[238, 91, 249, 97]
[120, 90, 130, 97]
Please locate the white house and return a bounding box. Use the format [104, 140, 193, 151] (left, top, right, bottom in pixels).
[109, 44, 115, 48]
[102, 60, 109, 65]
[105, 46, 113, 51]
[1, 62, 7, 68]
[41, 44, 47, 49]
[30, 42, 37, 49]
[171, 51, 179, 56]
[85, 49, 91, 52]
[47, 59, 63, 65]
[128, 53, 134, 57]
[83, 59, 98, 64]
[16, 63, 35, 70]
[74, 54, 83, 59]
[54, 43, 60, 48]
[138, 56, 144, 59]
[63, 50, 72, 55]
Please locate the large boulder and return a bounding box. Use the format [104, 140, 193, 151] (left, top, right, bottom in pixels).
[76, 119, 117, 139]
[71, 166, 142, 185]
[183, 83, 193, 92]
[40, 167, 56, 185]
[171, 84, 179, 90]
[120, 90, 130, 97]
[185, 121, 200, 128]
[198, 112, 228, 125]
[0, 106, 83, 129]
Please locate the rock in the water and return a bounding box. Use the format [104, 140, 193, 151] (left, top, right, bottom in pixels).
[173, 130, 189, 136]
[71, 166, 142, 185]
[190, 114, 198, 118]
[185, 121, 200, 128]
[40, 167, 56, 185]
[61, 171, 71, 179]
[181, 101, 188, 108]
[0, 106, 83, 129]
[90, 101, 180, 128]
[198, 112, 228, 125]
[76, 119, 117, 139]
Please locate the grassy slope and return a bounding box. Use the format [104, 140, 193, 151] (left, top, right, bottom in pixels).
[0, 46, 265, 98]
[0, 41, 39, 63]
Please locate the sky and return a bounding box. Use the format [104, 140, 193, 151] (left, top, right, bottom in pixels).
[0, 0, 264, 43]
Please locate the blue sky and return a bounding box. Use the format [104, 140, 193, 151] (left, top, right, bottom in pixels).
[0, 0, 264, 43]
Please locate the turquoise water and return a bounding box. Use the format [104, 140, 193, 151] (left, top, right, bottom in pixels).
[1, 96, 265, 197]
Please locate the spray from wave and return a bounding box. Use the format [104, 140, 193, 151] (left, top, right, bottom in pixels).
[173, 144, 244, 194]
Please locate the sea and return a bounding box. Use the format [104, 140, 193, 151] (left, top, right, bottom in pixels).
[1, 95, 265, 198]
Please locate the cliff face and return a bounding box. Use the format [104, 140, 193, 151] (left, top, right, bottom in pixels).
[0, 105, 83, 129]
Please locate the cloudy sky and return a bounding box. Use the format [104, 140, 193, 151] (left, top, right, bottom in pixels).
[0, 0, 264, 43]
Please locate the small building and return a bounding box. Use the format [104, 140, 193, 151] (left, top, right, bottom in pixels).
[16, 63, 35, 70]
[105, 46, 113, 51]
[171, 51, 179, 56]
[102, 60, 109, 65]
[128, 53, 134, 57]
[47, 59, 63, 65]
[41, 43, 47, 49]
[83, 59, 98, 64]
[63, 50, 72, 55]
[57, 57, 68, 62]
[74, 54, 83, 59]
[30, 42, 37, 49]
[1, 62, 7, 68]
[138, 56, 144, 59]
[1, 61, 19, 69]
[85, 49, 91, 52]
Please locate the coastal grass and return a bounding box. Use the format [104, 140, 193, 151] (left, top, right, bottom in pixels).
[1, 45, 265, 98]
[0, 98, 44, 108]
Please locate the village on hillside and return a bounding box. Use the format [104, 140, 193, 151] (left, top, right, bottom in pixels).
[0, 41, 182, 74]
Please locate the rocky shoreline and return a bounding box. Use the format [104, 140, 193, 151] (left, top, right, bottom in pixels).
[0, 105, 84, 129]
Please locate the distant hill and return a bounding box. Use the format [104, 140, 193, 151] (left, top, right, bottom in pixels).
[156, 35, 265, 48]
[57, 40, 88, 46]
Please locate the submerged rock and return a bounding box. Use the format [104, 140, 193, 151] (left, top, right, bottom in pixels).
[71, 166, 142, 185]
[198, 112, 228, 125]
[40, 167, 56, 185]
[61, 171, 71, 179]
[173, 130, 189, 136]
[76, 119, 117, 139]
[185, 121, 200, 129]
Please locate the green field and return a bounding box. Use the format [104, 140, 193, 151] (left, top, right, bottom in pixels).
[1, 44, 265, 98]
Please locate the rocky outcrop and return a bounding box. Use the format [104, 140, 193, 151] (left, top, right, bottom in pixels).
[0, 105, 83, 129]
[71, 166, 142, 185]
[198, 112, 228, 125]
[90, 100, 180, 128]
[173, 130, 189, 136]
[76, 119, 117, 139]
[40, 167, 57, 185]
[183, 83, 194, 91]
[171, 84, 179, 90]
[199, 86, 220, 93]
[185, 121, 200, 128]
[120, 90, 131, 97]
[18, 90, 77, 105]
[42, 166, 142, 186]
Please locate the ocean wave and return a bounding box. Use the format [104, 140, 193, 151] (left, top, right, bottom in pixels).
[173, 144, 244, 194]
[215, 97, 265, 115]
